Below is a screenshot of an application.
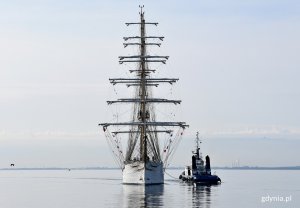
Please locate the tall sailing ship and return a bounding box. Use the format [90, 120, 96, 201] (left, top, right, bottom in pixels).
[99, 6, 188, 184]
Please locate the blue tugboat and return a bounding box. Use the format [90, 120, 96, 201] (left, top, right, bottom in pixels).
[179, 132, 221, 184]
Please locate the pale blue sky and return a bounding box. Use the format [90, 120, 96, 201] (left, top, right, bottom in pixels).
[0, 0, 299, 167]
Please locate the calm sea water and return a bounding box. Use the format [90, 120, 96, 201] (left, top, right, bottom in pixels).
[0, 169, 298, 208]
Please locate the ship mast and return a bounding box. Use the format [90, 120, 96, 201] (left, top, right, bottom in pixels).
[99, 6, 188, 169]
[140, 5, 147, 162]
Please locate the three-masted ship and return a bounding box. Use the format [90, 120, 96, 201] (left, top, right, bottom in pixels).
[99, 6, 188, 184]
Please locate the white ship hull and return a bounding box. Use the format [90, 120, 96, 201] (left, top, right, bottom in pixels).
[123, 161, 164, 184]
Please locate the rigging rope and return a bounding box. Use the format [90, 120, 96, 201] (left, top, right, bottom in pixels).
[164, 170, 180, 180]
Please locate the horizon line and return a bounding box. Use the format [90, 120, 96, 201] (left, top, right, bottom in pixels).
[1, 165, 300, 170]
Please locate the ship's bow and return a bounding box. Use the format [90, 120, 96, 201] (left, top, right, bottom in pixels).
[123, 161, 164, 184]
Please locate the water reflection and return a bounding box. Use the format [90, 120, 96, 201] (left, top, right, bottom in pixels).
[121, 182, 215, 208]
[179, 182, 214, 208]
[192, 184, 212, 208]
[122, 184, 164, 208]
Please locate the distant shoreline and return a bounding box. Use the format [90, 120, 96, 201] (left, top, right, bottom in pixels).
[1, 166, 300, 170]
[212, 166, 300, 170]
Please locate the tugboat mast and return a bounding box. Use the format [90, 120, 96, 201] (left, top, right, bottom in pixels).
[195, 131, 201, 158]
